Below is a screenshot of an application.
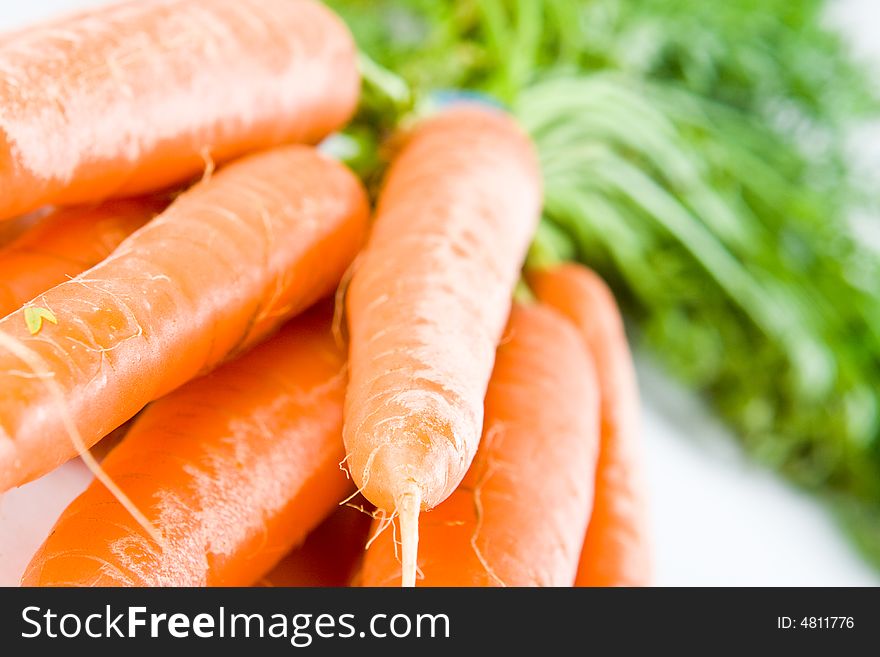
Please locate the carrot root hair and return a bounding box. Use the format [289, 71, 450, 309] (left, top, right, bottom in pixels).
[396, 484, 421, 588]
[470, 459, 507, 587]
[365, 508, 395, 551]
[199, 146, 216, 183]
[0, 330, 163, 546]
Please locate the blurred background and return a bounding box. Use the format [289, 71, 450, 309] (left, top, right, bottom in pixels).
[1, 0, 879, 585]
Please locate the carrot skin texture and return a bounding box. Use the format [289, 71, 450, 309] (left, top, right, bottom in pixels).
[530, 264, 651, 586]
[0, 145, 369, 491]
[343, 106, 542, 516]
[22, 306, 352, 587]
[0, 0, 359, 220]
[0, 198, 165, 318]
[261, 505, 374, 587]
[360, 304, 600, 586]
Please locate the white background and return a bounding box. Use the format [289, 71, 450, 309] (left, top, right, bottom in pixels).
[1, 0, 878, 586]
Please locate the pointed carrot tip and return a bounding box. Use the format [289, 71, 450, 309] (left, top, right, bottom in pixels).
[396, 485, 421, 587]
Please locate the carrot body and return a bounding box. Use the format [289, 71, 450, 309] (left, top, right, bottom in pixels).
[0, 210, 48, 248]
[22, 306, 352, 587]
[261, 505, 373, 587]
[0, 198, 164, 318]
[0, 145, 368, 491]
[360, 304, 600, 586]
[0, 0, 358, 220]
[343, 106, 541, 585]
[530, 264, 651, 586]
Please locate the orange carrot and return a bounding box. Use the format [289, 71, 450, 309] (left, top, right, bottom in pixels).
[359, 304, 600, 586]
[22, 305, 352, 587]
[0, 145, 369, 492]
[0, 198, 165, 318]
[530, 263, 651, 586]
[0, 0, 359, 220]
[343, 106, 542, 586]
[0, 210, 48, 248]
[261, 504, 374, 588]
[88, 416, 136, 463]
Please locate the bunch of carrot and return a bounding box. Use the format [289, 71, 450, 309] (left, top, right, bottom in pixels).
[3, 0, 649, 588]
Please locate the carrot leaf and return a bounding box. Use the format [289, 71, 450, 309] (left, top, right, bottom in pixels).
[24, 307, 58, 335]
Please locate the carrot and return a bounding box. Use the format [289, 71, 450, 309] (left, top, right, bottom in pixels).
[22, 305, 352, 587]
[88, 415, 138, 463]
[0, 145, 369, 492]
[0, 0, 359, 220]
[530, 263, 651, 586]
[359, 304, 600, 586]
[0, 198, 165, 318]
[261, 504, 374, 588]
[342, 106, 542, 586]
[0, 209, 48, 248]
